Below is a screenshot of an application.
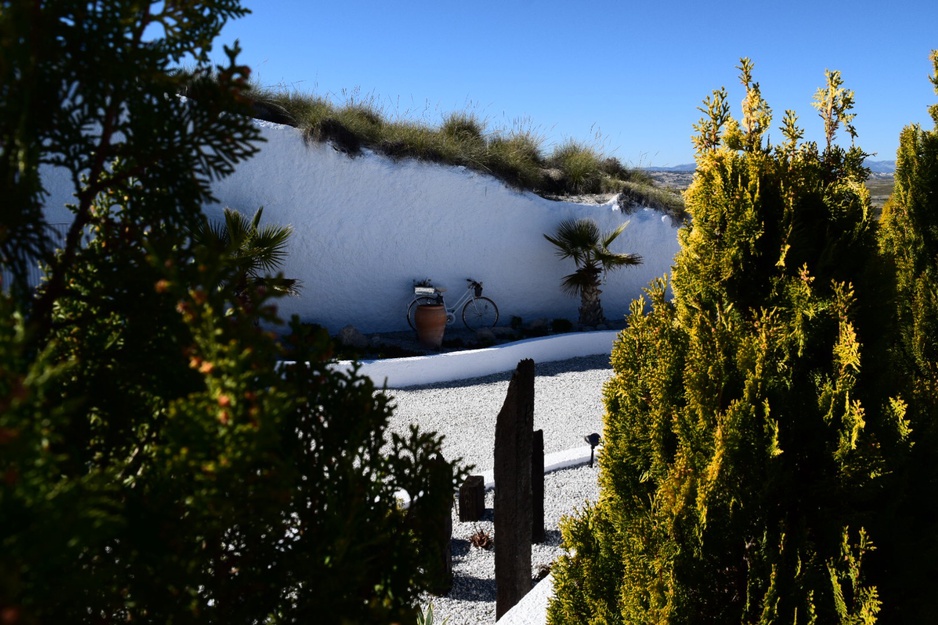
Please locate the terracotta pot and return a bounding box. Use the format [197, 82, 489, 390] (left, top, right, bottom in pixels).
[414, 304, 446, 349]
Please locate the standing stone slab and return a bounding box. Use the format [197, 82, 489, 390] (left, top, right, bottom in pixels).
[494, 359, 534, 619]
[418, 454, 454, 596]
[459, 475, 486, 522]
[532, 429, 545, 544]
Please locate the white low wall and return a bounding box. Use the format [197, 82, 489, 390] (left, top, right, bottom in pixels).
[334, 330, 619, 388]
[41, 120, 681, 334]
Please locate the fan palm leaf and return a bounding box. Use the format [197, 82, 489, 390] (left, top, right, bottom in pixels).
[191, 206, 300, 298]
[544, 217, 642, 325]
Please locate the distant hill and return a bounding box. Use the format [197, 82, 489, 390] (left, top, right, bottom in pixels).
[644, 164, 695, 172]
[866, 160, 896, 173]
[645, 160, 896, 174]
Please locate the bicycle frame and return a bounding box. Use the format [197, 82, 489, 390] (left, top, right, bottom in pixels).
[407, 278, 498, 330]
[437, 285, 477, 324]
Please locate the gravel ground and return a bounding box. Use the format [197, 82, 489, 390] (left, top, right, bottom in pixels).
[420, 466, 600, 625]
[381, 354, 613, 624]
[383, 354, 613, 473]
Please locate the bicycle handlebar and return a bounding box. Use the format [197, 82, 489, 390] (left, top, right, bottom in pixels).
[416, 278, 483, 292]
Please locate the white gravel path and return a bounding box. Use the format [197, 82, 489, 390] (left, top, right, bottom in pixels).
[381, 354, 613, 624]
[383, 355, 612, 473]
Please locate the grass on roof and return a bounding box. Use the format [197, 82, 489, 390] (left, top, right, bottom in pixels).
[199, 75, 688, 220]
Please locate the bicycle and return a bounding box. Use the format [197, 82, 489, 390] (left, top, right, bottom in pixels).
[406, 278, 499, 331]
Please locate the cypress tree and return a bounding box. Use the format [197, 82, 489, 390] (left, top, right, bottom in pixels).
[876, 50, 938, 622]
[549, 59, 910, 624]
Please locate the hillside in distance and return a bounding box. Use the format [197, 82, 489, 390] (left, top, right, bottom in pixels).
[643, 159, 896, 173]
[645, 160, 895, 211]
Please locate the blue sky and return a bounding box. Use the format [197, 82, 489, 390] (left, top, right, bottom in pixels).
[209, 1, 937, 167]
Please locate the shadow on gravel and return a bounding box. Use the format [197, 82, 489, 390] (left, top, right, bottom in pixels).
[535, 355, 612, 377]
[540, 529, 563, 547]
[451, 538, 471, 559]
[392, 354, 613, 391]
[445, 575, 496, 602]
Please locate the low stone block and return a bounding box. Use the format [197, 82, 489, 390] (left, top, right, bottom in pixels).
[459, 475, 486, 522]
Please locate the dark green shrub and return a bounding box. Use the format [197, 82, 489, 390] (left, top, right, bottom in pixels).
[337, 102, 386, 143]
[550, 318, 573, 333]
[485, 131, 546, 190]
[441, 112, 486, 143]
[617, 179, 687, 220]
[550, 59, 906, 623]
[876, 49, 938, 622]
[599, 156, 629, 178]
[549, 140, 604, 194]
[307, 117, 363, 154]
[0, 3, 463, 623]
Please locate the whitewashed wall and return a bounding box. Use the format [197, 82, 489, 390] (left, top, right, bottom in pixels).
[42, 120, 681, 334]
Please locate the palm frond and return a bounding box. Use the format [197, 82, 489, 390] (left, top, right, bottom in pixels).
[600, 221, 629, 249]
[254, 275, 301, 297]
[545, 217, 642, 326]
[544, 218, 602, 265]
[595, 249, 643, 270]
[250, 223, 293, 274]
[559, 269, 597, 297]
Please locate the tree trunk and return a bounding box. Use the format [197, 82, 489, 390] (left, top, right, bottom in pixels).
[579, 282, 605, 327]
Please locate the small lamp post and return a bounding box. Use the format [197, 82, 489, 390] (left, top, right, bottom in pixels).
[584, 433, 601, 468]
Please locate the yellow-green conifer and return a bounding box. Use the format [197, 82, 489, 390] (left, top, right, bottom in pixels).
[549, 60, 908, 624]
[876, 49, 938, 622]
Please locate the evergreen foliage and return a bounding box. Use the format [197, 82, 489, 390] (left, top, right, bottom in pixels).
[0, 2, 463, 622]
[549, 59, 909, 623]
[876, 50, 938, 621]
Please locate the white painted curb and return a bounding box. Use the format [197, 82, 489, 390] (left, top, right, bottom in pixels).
[396, 446, 598, 509]
[479, 445, 596, 489]
[333, 330, 619, 388]
[498, 572, 555, 625]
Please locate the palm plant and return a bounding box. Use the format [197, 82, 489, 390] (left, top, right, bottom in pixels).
[193, 206, 299, 307]
[544, 218, 641, 327]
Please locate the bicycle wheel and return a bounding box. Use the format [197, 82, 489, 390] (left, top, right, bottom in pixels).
[462, 296, 499, 330]
[407, 297, 439, 330]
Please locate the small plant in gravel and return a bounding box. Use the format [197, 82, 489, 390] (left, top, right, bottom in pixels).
[416, 602, 449, 625]
[469, 527, 494, 550]
[534, 563, 553, 582]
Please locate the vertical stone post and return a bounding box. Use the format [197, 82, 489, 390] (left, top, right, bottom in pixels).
[422, 454, 453, 596]
[459, 475, 486, 522]
[494, 359, 535, 619]
[532, 429, 545, 544]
